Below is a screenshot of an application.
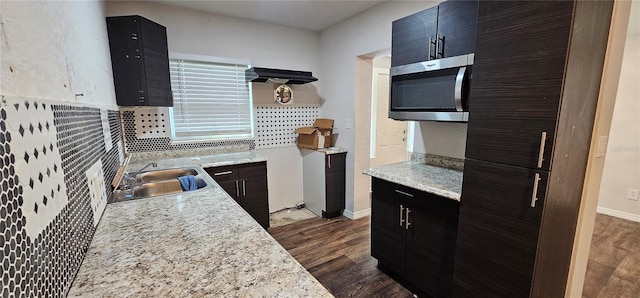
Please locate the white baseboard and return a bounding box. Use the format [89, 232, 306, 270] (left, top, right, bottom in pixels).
[597, 206, 640, 223]
[343, 208, 371, 220]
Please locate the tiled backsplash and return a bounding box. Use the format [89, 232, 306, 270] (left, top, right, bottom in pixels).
[255, 106, 318, 149]
[1, 98, 123, 297]
[411, 152, 465, 171]
[121, 106, 321, 153]
[121, 107, 255, 153]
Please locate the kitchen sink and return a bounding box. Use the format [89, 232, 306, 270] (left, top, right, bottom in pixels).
[111, 166, 210, 203]
[132, 178, 208, 198]
[136, 168, 198, 183]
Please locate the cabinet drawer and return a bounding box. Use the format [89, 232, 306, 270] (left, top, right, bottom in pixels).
[238, 161, 267, 179]
[205, 165, 238, 182]
[373, 178, 423, 201]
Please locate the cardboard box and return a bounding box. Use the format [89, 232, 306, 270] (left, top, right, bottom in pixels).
[294, 119, 334, 149]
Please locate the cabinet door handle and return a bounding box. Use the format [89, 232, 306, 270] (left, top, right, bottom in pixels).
[242, 180, 246, 197]
[400, 205, 405, 227]
[531, 173, 542, 208]
[537, 132, 547, 168]
[405, 208, 411, 230]
[437, 35, 445, 58]
[235, 180, 239, 198]
[214, 171, 233, 176]
[395, 189, 414, 198]
[328, 155, 331, 169]
[429, 36, 437, 60]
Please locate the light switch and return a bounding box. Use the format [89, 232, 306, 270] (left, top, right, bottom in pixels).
[346, 119, 353, 129]
[596, 135, 608, 158]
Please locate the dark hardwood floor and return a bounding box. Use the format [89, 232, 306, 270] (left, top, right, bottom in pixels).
[583, 213, 640, 298]
[269, 216, 415, 297]
[270, 213, 639, 298]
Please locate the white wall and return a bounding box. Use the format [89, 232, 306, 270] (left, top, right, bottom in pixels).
[597, 2, 640, 221]
[106, 1, 320, 71]
[318, 1, 439, 216]
[106, 1, 322, 212]
[412, 122, 467, 159]
[1, 0, 117, 107]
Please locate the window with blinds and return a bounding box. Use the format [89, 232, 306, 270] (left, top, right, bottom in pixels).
[169, 56, 253, 141]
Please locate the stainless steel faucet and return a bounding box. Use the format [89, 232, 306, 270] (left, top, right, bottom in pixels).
[122, 162, 158, 190]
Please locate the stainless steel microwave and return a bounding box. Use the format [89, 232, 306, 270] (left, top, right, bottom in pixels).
[389, 54, 474, 122]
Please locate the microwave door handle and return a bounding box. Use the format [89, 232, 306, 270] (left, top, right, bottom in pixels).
[454, 66, 467, 112]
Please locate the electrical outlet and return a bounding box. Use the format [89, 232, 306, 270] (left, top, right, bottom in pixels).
[627, 189, 640, 201]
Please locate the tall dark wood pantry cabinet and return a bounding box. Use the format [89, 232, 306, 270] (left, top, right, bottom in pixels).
[106, 15, 173, 106]
[453, 1, 614, 297]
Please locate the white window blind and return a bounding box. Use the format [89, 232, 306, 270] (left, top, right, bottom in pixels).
[169, 57, 253, 141]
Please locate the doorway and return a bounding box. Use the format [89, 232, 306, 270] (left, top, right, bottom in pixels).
[369, 56, 409, 168]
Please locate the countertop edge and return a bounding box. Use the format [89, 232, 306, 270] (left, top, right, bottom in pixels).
[363, 164, 462, 202]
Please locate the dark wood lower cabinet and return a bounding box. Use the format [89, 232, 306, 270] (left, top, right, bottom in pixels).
[370, 177, 459, 297]
[371, 191, 406, 277]
[205, 162, 270, 229]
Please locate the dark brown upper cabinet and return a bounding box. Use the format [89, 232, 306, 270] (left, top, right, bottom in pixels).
[391, 0, 478, 67]
[106, 15, 173, 107]
[454, 1, 614, 297]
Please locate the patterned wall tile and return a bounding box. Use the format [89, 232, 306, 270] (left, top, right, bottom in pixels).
[255, 106, 319, 149]
[124, 106, 171, 139]
[5, 101, 69, 239]
[101, 110, 113, 152]
[121, 108, 256, 152]
[0, 98, 123, 297]
[0, 107, 29, 297]
[85, 160, 107, 227]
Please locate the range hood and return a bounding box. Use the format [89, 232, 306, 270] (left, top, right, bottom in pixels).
[245, 67, 318, 84]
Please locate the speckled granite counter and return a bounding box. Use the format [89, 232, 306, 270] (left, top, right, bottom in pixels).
[68, 153, 331, 297]
[364, 161, 463, 201]
[128, 151, 267, 172]
[315, 147, 348, 155]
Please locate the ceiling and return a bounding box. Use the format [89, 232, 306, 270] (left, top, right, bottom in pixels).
[154, 0, 387, 32]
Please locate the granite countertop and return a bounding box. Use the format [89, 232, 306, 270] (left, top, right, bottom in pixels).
[69, 153, 331, 297]
[315, 147, 348, 155]
[128, 151, 267, 172]
[364, 161, 463, 201]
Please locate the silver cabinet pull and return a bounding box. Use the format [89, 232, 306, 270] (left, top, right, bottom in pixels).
[405, 208, 411, 230]
[395, 189, 414, 198]
[235, 180, 239, 198]
[537, 132, 547, 168]
[400, 205, 405, 227]
[242, 180, 246, 197]
[454, 67, 467, 112]
[214, 171, 233, 176]
[531, 173, 541, 208]
[328, 155, 331, 169]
